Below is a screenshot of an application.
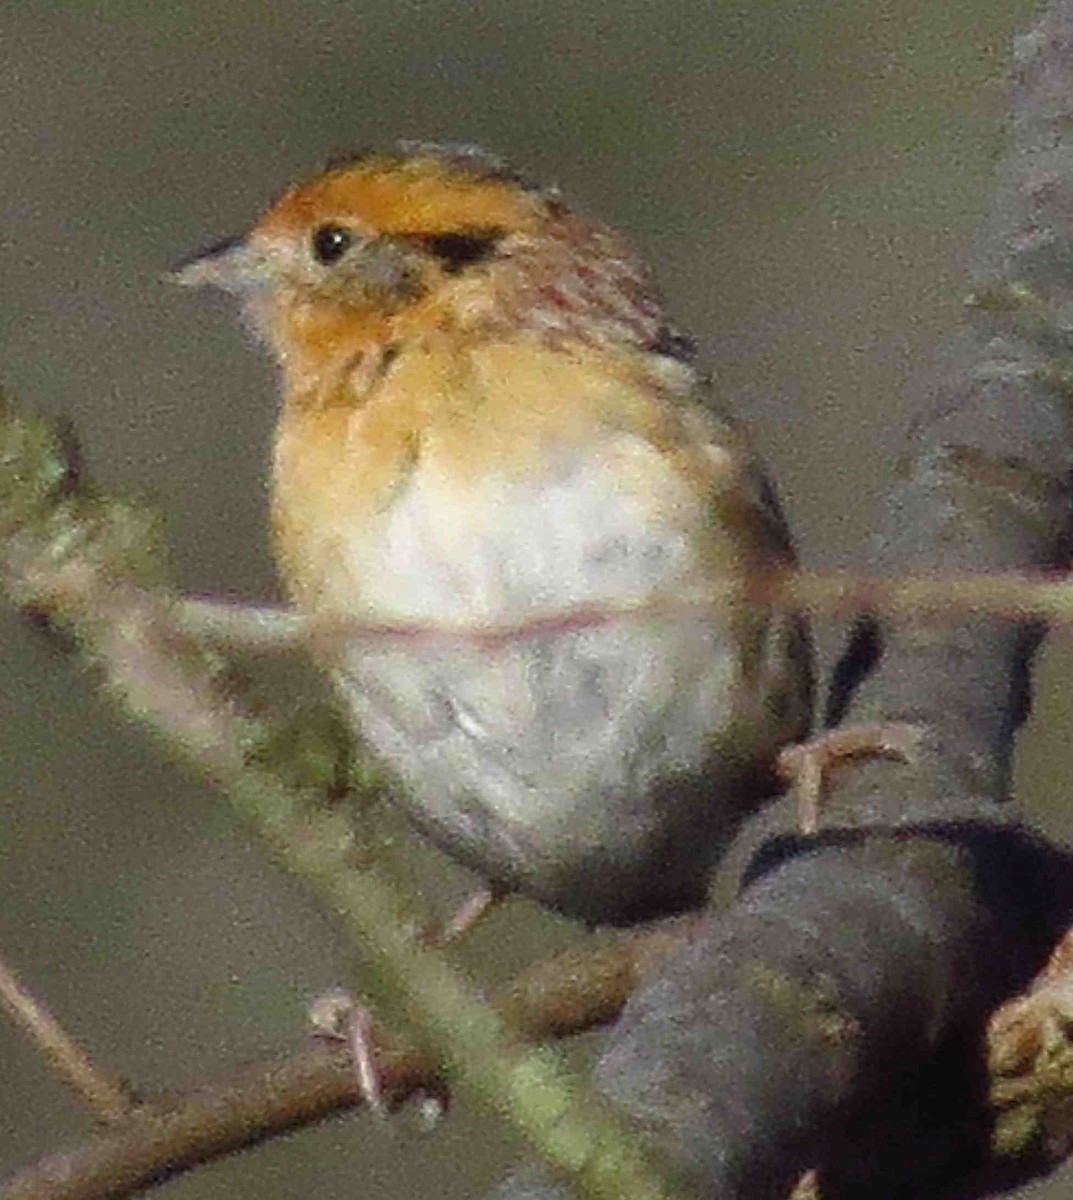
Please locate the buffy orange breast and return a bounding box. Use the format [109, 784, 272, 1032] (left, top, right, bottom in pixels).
[175, 143, 813, 923]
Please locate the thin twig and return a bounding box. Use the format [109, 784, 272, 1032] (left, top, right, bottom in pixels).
[7, 832, 1073, 1200]
[0, 951, 134, 1124]
[174, 567, 1073, 657]
[1, 916, 693, 1200]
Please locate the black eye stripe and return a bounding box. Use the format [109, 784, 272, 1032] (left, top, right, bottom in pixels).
[312, 225, 355, 265]
[309, 225, 502, 275]
[416, 231, 503, 274]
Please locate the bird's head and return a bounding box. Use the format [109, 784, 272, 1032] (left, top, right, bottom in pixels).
[173, 143, 689, 394]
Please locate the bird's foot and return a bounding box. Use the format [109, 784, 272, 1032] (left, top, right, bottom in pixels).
[777, 721, 923, 834]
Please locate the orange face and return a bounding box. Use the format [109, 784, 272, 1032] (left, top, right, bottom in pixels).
[173, 146, 666, 403]
[174, 150, 548, 387]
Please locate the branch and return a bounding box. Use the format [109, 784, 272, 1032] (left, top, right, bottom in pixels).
[8, 886, 1073, 1200]
[175, 567, 1073, 658]
[0, 952, 134, 1125]
[1, 924, 688, 1200]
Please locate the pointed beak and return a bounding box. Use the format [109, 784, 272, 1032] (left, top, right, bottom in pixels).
[166, 234, 268, 292]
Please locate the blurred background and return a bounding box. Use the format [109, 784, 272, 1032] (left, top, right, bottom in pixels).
[2, 2, 1067, 1197]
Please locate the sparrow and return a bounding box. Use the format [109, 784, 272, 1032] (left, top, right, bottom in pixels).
[174, 142, 813, 925]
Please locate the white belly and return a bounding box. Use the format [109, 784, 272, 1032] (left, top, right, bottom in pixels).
[334, 437, 755, 921]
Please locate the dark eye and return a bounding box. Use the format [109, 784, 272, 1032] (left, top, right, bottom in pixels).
[311, 225, 354, 265]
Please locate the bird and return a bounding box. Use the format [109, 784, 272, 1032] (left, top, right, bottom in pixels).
[174, 142, 813, 926]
